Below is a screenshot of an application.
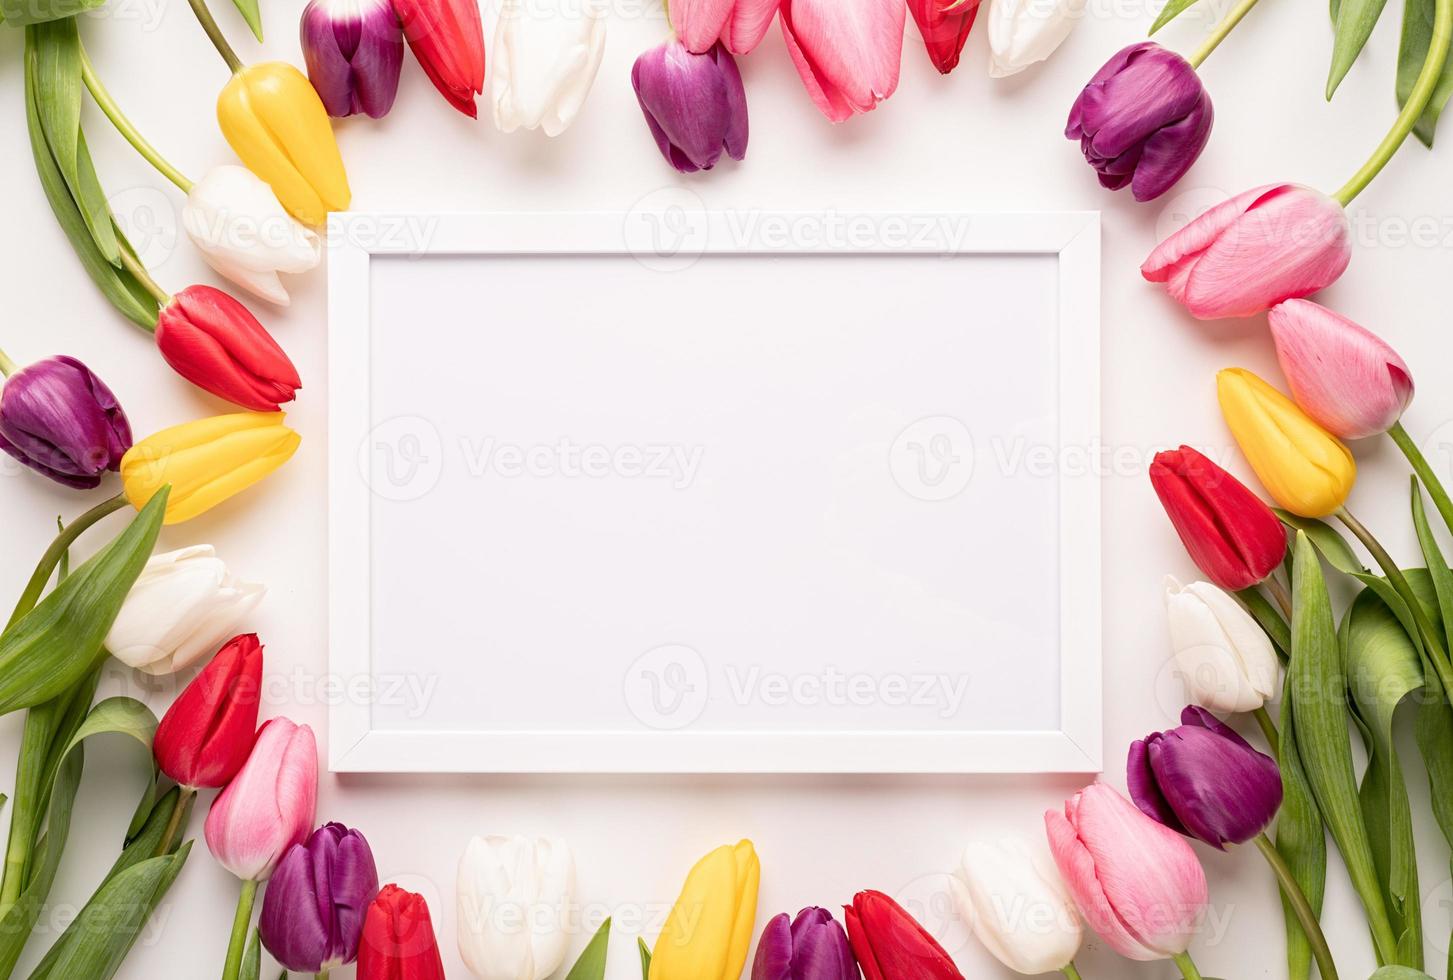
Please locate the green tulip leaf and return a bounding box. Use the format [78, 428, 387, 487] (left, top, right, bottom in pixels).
[565, 918, 612, 980]
[1276, 511, 1366, 575]
[1274, 692, 1328, 980]
[1370, 969, 1435, 979]
[1328, 0, 1393, 98]
[1288, 532, 1400, 966]
[0, 489, 166, 717]
[230, 0, 263, 42]
[1397, 0, 1453, 145]
[1149, 0, 1204, 33]
[239, 927, 261, 980]
[0, 0, 108, 25]
[1237, 587, 1291, 661]
[639, 938, 652, 980]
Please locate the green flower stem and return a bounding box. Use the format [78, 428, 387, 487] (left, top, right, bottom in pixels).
[1333, 0, 1452, 203]
[221, 878, 259, 980]
[78, 44, 193, 193]
[1254, 833, 1340, 980]
[7, 493, 128, 630]
[1266, 574, 1294, 619]
[0, 346, 16, 377]
[154, 786, 195, 857]
[1061, 963, 1085, 980]
[1337, 506, 1453, 699]
[115, 240, 169, 316]
[187, 0, 244, 72]
[1253, 705, 1280, 756]
[1172, 951, 1204, 980]
[316, 973, 329, 980]
[1188, 0, 1264, 68]
[1389, 421, 1453, 538]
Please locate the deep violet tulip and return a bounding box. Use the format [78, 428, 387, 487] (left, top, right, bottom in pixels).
[302, 0, 405, 118]
[752, 907, 856, 980]
[259, 822, 380, 973]
[0, 355, 131, 489]
[632, 40, 748, 173]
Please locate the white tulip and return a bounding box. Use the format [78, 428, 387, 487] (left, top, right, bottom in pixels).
[1164, 576, 1280, 714]
[985, 0, 1084, 77]
[491, 0, 606, 137]
[182, 165, 321, 307]
[458, 835, 575, 980]
[951, 837, 1082, 975]
[105, 545, 264, 675]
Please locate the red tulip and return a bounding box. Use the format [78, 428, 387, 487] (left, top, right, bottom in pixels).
[1149, 446, 1286, 591]
[357, 885, 446, 980]
[391, 0, 485, 117]
[153, 633, 263, 789]
[844, 890, 963, 980]
[154, 285, 302, 411]
[907, 0, 978, 74]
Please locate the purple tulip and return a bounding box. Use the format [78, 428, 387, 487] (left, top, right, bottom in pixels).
[632, 40, 748, 173]
[1065, 42, 1213, 203]
[1129, 705, 1282, 849]
[259, 823, 380, 973]
[752, 907, 857, 980]
[0, 355, 131, 490]
[301, 0, 404, 118]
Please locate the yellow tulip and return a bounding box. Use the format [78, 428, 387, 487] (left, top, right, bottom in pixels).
[218, 63, 351, 226]
[1217, 368, 1356, 518]
[120, 412, 300, 525]
[650, 840, 759, 980]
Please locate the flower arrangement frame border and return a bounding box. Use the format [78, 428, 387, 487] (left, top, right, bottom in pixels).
[326, 209, 1103, 774]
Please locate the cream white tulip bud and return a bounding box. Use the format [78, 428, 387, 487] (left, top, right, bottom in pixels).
[182, 165, 322, 307]
[951, 837, 1082, 975]
[105, 545, 264, 674]
[1164, 576, 1279, 714]
[457, 835, 574, 980]
[986, 0, 1084, 77]
[491, 0, 606, 137]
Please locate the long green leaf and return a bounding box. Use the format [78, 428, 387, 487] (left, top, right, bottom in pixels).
[1370, 969, 1436, 978]
[1276, 692, 1328, 980]
[230, 0, 263, 41]
[638, 938, 651, 980]
[1329, 0, 1393, 98]
[1239, 587, 1291, 660]
[1278, 511, 1366, 574]
[1289, 531, 1399, 965]
[1398, 0, 1453, 144]
[0, 489, 166, 716]
[565, 918, 611, 980]
[1149, 0, 1204, 32]
[0, 0, 108, 25]
[238, 928, 261, 980]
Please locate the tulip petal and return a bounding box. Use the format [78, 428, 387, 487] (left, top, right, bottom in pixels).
[779, 0, 904, 121]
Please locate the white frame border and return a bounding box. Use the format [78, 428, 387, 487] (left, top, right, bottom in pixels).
[328, 210, 1101, 774]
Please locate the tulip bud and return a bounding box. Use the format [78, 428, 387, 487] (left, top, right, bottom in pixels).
[155, 285, 302, 412]
[1164, 577, 1279, 714]
[986, 0, 1083, 77]
[1148, 446, 1287, 591]
[1129, 706, 1284, 849]
[1268, 299, 1415, 440]
[491, 0, 606, 137]
[632, 42, 748, 173]
[153, 633, 263, 787]
[1066, 42, 1212, 202]
[260, 823, 381, 973]
[183, 166, 322, 307]
[651, 840, 759, 980]
[1044, 784, 1207, 961]
[0, 355, 131, 489]
[457, 836, 574, 980]
[218, 62, 352, 226]
[302, 0, 405, 118]
[1142, 183, 1351, 320]
[907, 0, 978, 74]
[1217, 368, 1356, 518]
[204, 718, 318, 881]
[672, 0, 781, 55]
[358, 885, 447, 980]
[751, 907, 855, 980]
[392, 0, 486, 117]
[106, 545, 264, 674]
[120, 411, 301, 525]
[950, 838, 1082, 975]
[779, 0, 905, 121]
[844, 890, 962, 980]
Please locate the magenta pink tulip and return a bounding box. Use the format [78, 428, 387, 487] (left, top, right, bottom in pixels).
[1044, 783, 1207, 961]
[204, 718, 318, 881]
[671, 0, 781, 55]
[779, 0, 904, 122]
[1268, 299, 1414, 439]
[1142, 183, 1351, 320]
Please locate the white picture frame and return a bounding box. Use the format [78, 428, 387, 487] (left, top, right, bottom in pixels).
[328, 210, 1101, 774]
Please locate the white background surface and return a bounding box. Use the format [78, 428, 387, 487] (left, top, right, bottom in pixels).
[2, 0, 1452, 972]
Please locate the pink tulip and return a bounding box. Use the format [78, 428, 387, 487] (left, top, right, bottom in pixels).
[204, 718, 318, 881]
[1268, 299, 1414, 439]
[672, 0, 782, 55]
[1142, 184, 1350, 320]
[779, 0, 905, 122]
[1044, 783, 1207, 961]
